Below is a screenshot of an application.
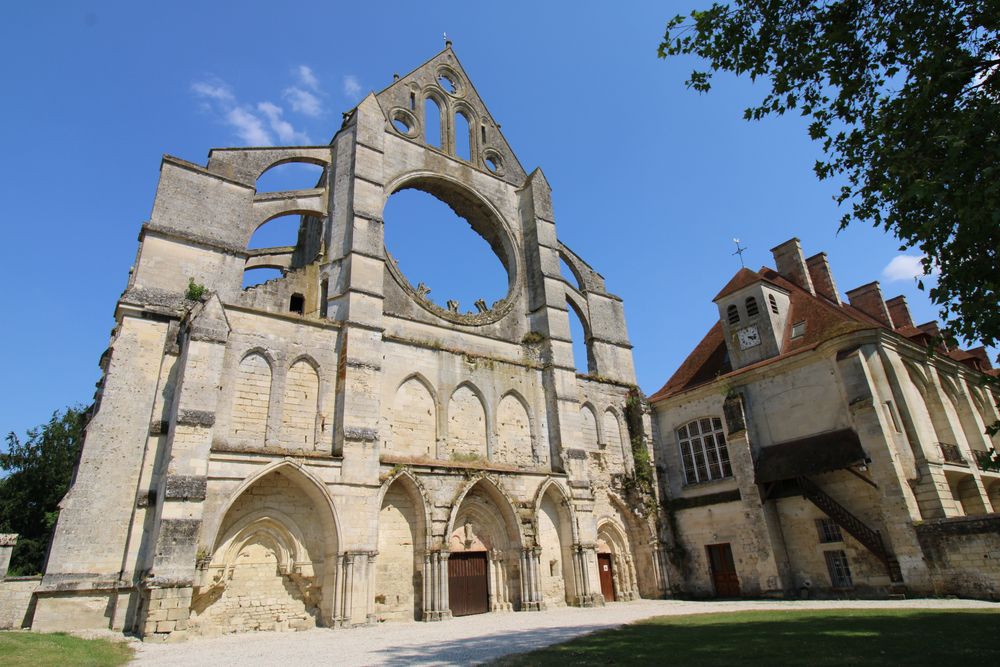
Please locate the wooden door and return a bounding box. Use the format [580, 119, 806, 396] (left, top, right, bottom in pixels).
[706, 543, 740, 597]
[598, 553, 616, 602]
[448, 552, 489, 616]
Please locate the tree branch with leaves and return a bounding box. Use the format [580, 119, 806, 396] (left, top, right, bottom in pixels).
[659, 0, 999, 354]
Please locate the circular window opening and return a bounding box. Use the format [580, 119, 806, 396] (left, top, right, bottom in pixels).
[390, 109, 416, 137]
[437, 74, 458, 94]
[383, 182, 512, 316]
[484, 152, 503, 175]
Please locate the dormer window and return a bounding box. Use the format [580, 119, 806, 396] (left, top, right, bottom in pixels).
[746, 296, 759, 317]
[727, 304, 740, 325]
[769, 294, 779, 314]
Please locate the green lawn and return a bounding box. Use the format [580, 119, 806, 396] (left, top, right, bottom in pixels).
[493, 609, 1000, 666]
[0, 632, 133, 667]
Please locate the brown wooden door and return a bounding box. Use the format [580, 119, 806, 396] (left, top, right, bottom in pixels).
[706, 543, 740, 597]
[448, 552, 489, 616]
[598, 553, 616, 602]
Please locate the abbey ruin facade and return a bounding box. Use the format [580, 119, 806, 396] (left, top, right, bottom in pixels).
[22, 47, 665, 639]
[2, 45, 999, 640]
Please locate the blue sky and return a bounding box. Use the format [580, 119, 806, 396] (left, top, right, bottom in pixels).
[1, 1, 986, 443]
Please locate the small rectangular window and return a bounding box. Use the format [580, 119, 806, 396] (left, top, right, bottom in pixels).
[409, 92, 416, 110]
[884, 400, 902, 433]
[481, 125, 487, 143]
[791, 321, 806, 338]
[824, 550, 853, 588]
[816, 518, 843, 543]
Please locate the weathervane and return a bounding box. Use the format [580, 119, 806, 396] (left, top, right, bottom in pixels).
[444, 32, 452, 48]
[732, 238, 748, 268]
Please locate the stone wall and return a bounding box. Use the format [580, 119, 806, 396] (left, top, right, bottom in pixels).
[915, 515, 1000, 600]
[0, 577, 39, 630]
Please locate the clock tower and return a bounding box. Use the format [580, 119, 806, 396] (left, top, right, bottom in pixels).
[712, 267, 791, 370]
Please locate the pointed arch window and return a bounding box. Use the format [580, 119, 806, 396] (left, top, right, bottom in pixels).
[454, 111, 471, 161]
[746, 296, 759, 317]
[677, 417, 732, 485]
[424, 96, 442, 148]
[727, 304, 740, 325]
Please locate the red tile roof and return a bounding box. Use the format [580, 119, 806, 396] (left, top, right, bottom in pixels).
[649, 264, 966, 403]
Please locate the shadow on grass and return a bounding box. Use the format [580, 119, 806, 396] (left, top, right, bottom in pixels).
[484, 609, 1000, 667]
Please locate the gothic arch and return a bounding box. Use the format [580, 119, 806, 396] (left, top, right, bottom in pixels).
[207, 459, 342, 551]
[447, 382, 490, 461]
[376, 469, 433, 550]
[596, 516, 639, 602]
[602, 407, 629, 468]
[280, 358, 321, 450]
[193, 461, 340, 633]
[396, 372, 438, 402]
[240, 346, 276, 367]
[534, 480, 577, 606]
[445, 475, 523, 548]
[389, 375, 438, 458]
[446, 475, 524, 612]
[579, 402, 600, 451]
[231, 350, 274, 447]
[375, 472, 430, 621]
[495, 390, 534, 466]
[531, 478, 578, 542]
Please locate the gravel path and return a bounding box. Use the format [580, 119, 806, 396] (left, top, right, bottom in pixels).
[132, 598, 999, 666]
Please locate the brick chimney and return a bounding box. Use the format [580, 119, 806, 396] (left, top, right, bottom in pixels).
[805, 252, 841, 305]
[771, 238, 815, 295]
[845, 281, 894, 328]
[885, 295, 913, 329]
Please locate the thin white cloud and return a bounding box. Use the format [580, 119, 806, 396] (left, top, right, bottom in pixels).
[296, 65, 319, 91]
[882, 254, 927, 282]
[342, 74, 362, 99]
[225, 107, 272, 146]
[191, 79, 234, 103]
[258, 102, 311, 144]
[283, 87, 323, 117]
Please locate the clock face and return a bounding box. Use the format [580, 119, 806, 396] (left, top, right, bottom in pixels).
[737, 325, 761, 350]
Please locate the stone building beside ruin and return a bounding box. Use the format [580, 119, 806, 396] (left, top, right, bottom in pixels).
[11, 47, 665, 639]
[649, 238, 1000, 600]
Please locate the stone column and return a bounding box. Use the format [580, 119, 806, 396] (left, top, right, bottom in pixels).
[0, 534, 16, 578]
[571, 544, 599, 606]
[420, 551, 452, 621]
[520, 547, 543, 611]
[366, 552, 378, 625]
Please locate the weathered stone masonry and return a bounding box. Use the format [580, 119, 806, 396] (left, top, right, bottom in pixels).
[22, 46, 664, 639]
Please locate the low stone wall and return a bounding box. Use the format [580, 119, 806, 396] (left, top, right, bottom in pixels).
[915, 514, 1000, 600]
[0, 577, 41, 629]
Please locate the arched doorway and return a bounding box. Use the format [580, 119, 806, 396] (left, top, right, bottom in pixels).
[375, 475, 427, 621]
[596, 520, 638, 603]
[536, 483, 575, 607]
[191, 465, 338, 634]
[447, 479, 522, 615]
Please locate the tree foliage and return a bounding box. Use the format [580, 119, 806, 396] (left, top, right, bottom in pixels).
[659, 0, 1000, 351]
[0, 406, 89, 575]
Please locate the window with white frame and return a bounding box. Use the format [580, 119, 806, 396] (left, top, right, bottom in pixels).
[677, 417, 732, 484]
[824, 550, 854, 588]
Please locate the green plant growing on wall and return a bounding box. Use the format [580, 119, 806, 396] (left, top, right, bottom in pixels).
[621, 388, 656, 514]
[185, 278, 206, 301]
